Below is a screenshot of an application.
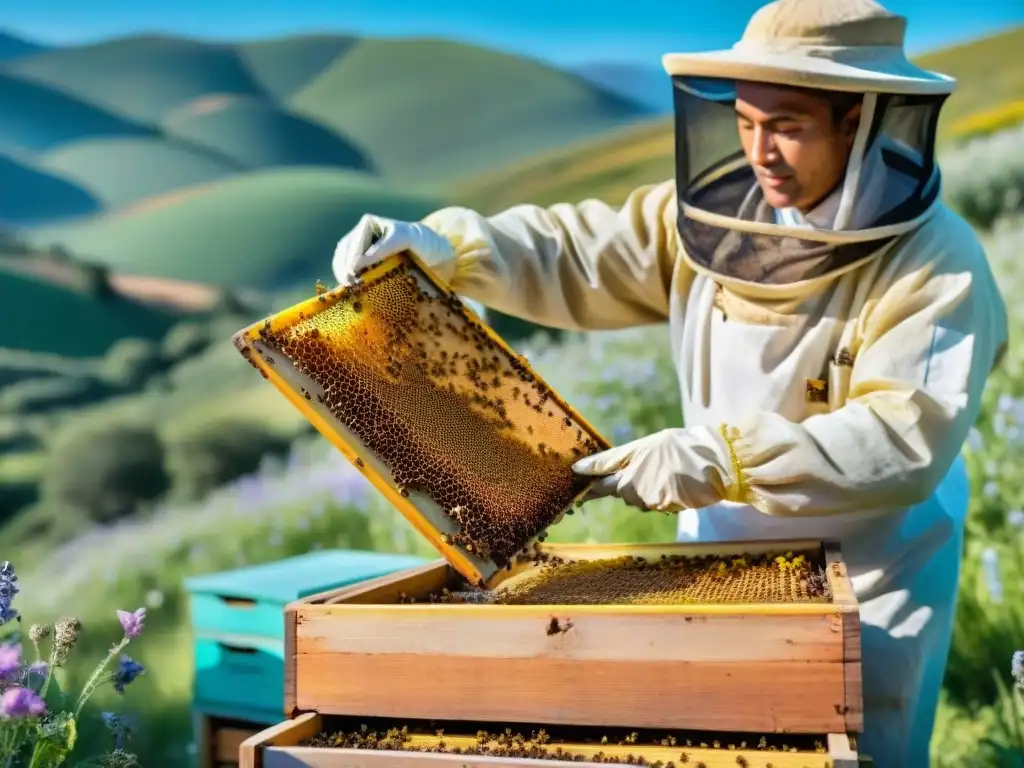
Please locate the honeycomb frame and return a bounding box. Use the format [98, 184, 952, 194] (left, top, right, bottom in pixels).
[283, 540, 863, 737]
[231, 251, 611, 587]
[241, 713, 867, 768]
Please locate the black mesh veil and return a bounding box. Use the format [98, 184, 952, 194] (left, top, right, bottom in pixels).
[671, 76, 949, 284]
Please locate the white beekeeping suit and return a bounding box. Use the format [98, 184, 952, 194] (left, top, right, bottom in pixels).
[332, 0, 1009, 764]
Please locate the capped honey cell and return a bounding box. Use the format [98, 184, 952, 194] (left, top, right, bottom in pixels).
[238, 256, 610, 571]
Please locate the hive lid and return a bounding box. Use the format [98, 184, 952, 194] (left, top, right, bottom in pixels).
[183, 549, 428, 604]
[231, 252, 611, 587]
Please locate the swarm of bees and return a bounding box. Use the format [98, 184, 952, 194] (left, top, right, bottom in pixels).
[304, 722, 834, 766]
[238, 262, 608, 571]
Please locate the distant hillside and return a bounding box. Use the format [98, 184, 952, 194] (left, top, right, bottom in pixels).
[573, 62, 673, 114]
[25, 168, 445, 289]
[0, 32, 48, 63]
[0, 29, 649, 290]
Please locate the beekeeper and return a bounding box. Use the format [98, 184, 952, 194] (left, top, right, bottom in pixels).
[331, 0, 1007, 763]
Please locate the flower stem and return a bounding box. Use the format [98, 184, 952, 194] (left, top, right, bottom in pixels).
[74, 638, 129, 717]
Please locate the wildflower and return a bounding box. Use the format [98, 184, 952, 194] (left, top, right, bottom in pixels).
[94, 749, 141, 767]
[111, 656, 145, 694]
[0, 686, 46, 718]
[0, 561, 18, 626]
[102, 711, 136, 750]
[1008, 509, 1024, 528]
[116, 608, 146, 640]
[0, 642, 20, 679]
[1012, 650, 1024, 688]
[52, 616, 82, 667]
[28, 623, 51, 643]
[980, 547, 1003, 603]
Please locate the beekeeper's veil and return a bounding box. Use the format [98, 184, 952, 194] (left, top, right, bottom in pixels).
[662, 0, 956, 284]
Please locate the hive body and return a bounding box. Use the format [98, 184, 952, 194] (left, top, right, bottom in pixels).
[284, 541, 863, 737]
[240, 713, 867, 768]
[232, 253, 610, 586]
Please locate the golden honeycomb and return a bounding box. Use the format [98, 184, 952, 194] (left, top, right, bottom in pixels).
[411, 550, 832, 606]
[302, 716, 840, 767]
[233, 254, 609, 579]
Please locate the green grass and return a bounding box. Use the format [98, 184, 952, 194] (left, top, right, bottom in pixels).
[25, 167, 444, 290]
[288, 37, 651, 183]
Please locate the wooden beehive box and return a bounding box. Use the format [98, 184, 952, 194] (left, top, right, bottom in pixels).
[284, 539, 862, 737]
[240, 713, 869, 768]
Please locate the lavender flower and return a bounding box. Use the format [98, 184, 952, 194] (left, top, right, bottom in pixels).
[0, 686, 46, 718]
[1012, 650, 1024, 688]
[0, 560, 18, 626]
[0, 642, 20, 680]
[116, 608, 146, 640]
[111, 656, 145, 694]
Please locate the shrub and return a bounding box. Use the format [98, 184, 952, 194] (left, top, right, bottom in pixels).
[39, 422, 169, 525]
[101, 339, 165, 391]
[943, 124, 1024, 229]
[164, 420, 292, 501]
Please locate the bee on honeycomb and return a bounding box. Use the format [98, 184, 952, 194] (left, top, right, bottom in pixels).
[245, 259, 609, 570]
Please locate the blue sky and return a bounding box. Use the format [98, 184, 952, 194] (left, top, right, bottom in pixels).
[5, 0, 1023, 67]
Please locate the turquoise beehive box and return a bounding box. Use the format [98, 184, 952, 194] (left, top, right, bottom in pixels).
[186, 549, 426, 716]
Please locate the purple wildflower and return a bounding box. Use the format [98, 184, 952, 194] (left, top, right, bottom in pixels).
[0, 561, 18, 626]
[0, 686, 46, 718]
[1013, 650, 1024, 688]
[111, 656, 145, 694]
[116, 608, 146, 640]
[0, 643, 20, 680]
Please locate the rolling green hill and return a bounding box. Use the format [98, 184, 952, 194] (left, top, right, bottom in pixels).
[39, 137, 240, 208]
[0, 256, 183, 357]
[236, 35, 359, 101]
[0, 72, 152, 154]
[0, 29, 649, 288]
[3, 36, 269, 124]
[162, 96, 373, 171]
[289, 37, 651, 183]
[25, 168, 445, 289]
[0, 155, 101, 223]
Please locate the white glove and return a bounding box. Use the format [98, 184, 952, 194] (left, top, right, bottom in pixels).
[571, 426, 735, 513]
[332, 214, 456, 285]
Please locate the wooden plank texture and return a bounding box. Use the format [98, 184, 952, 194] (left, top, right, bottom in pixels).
[289, 541, 860, 734]
[263, 745, 839, 768]
[240, 713, 322, 768]
[824, 542, 864, 733]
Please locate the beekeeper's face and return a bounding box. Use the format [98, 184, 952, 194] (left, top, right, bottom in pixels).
[735, 81, 861, 213]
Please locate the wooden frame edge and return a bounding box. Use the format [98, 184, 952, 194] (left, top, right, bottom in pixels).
[823, 542, 864, 734]
[284, 604, 298, 718]
[827, 733, 859, 768]
[240, 713, 322, 768]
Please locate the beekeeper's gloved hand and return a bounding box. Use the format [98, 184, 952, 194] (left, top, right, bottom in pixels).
[332, 214, 455, 285]
[571, 426, 735, 513]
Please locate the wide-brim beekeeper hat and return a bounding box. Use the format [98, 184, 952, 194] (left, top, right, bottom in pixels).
[660, 0, 957, 286]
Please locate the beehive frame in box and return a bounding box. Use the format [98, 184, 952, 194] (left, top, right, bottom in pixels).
[283, 540, 863, 737]
[239, 713, 869, 768]
[231, 252, 611, 588]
